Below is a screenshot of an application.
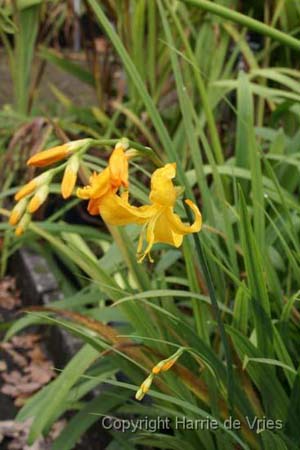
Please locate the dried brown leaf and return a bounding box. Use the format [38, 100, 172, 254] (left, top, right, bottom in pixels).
[27, 346, 46, 363]
[24, 362, 55, 384]
[11, 334, 41, 349]
[1, 348, 27, 367]
[0, 360, 7, 372]
[0, 277, 21, 311]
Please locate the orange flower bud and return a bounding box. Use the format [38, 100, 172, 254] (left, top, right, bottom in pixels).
[27, 144, 70, 167]
[27, 139, 91, 167]
[15, 179, 37, 202]
[28, 185, 49, 213]
[135, 374, 154, 401]
[15, 173, 50, 202]
[15, 213, 31, 236]
[109, 143, 129, 189]
[61, 155, 80, 199]
[152, 349, 184, 375]
[9, 198, 28, 226]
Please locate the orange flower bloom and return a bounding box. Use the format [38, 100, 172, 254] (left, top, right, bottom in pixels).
[99, 163, 202, 262]
[77, 143, 129, 215]
[77, 143, 201, 262]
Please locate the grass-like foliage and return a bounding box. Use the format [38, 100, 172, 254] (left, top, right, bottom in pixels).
[1, 1, 300, 449]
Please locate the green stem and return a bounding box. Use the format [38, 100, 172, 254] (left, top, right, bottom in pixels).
[181, 0, 300, 51]
[92, 138, 144, 152]
[185, 205, 235, 415]
[92, 138, 163, 166]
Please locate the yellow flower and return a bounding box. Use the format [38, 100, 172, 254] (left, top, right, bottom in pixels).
[135, 374, 154, 401]
[99, 191, 155, 225]
[15, 173, 51, 202]
[100, 163, 202, 262]
[61, 154, 80, 199]
[27, 139, 90, 167]
[77, 143, 129, 215]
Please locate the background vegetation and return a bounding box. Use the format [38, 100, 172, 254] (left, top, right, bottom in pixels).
[1, 0, 300, 449]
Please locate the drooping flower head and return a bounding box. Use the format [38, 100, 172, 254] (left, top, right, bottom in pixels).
[99, 163, 202, 262]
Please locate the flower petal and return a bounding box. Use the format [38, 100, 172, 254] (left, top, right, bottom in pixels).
[149, 163, 177, 206]
[166, 199, 202, 235]
[109, 146, 129, 188]
[100, 193, 154, 226]
[137, 208, 185, 262]
[77, 168, 110, 200]
[87, 198, 102, 215]
[152, 210, 183, 247]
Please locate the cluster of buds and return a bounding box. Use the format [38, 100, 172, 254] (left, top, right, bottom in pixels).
[135, 348, 184, 401]
[9, 139, 90, 235]
[9, 172, 52, 235]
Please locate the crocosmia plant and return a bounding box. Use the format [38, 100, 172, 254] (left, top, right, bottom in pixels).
[11, 138, 202, 262]
[1, 1, 300, 449]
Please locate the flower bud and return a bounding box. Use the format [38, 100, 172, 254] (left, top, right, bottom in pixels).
[27, 139, 91, 167]
[152, 349, 184, 375]
[115, 138, 129, 151]
[15, 172, 51, 201]
[109, 145, 128, 189]
[125, 148, 139, 160]
[9, 198, 28, 226]
[135, 374, 154, 401]
[67, 138, 91, 152]
[61, 154, 80, 199]
[15, 213, 31, 236]
[28, 185, 49, 213]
